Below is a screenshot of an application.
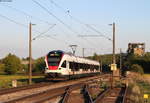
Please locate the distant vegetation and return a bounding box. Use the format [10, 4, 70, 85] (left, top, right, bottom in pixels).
[0, 52, 150, 75]
[123, 53, 150, 74]
[1, 53, 22, 74]
[87, 53, 120, 72]
[130, 64, 144, 74]
[32, 57, 45, 73]
[0, 53, 45, 75]
[88, 52, 150, 74]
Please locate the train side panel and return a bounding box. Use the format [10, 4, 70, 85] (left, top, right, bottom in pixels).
[45, 51, 101, 80]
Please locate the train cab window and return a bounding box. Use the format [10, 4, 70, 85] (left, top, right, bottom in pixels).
[48, 62, 59, 66]
[61, 61, 66, 68]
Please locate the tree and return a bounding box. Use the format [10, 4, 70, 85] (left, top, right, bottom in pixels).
[92, 53, 100, 61]
[130, 64, 144, 74]
[123, 52, 150, 73]
[2, 53, 22, 74]
[0, 63, 5, 73]
[87, 53, 121, 72]
[33, 57, 45, 73]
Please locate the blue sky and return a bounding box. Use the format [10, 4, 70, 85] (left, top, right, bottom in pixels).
[0, 0, 150, 58]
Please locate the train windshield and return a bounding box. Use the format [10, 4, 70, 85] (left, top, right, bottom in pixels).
[47, 51, 63, 66]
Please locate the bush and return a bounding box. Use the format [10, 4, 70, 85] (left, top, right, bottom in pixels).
[33, 57, 45, 73]
[2, 53, 22, 75]
[130, 64, 144, 74]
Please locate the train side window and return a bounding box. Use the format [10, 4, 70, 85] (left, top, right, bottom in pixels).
[69, 62, 73, 69]
[61, 61, 66, 68]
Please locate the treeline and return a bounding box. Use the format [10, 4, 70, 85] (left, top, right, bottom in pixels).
[1, 52, 150, 75]
[123, 53, 150, 73]
[0, 53, 45, 75]
[88, 52, 150, 74]
[87, 53, 120, 72]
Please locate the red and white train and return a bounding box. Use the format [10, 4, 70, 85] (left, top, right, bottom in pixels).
[45, 50, 100, 80]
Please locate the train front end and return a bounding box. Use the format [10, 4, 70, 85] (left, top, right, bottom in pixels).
[45, 50, 64, 79]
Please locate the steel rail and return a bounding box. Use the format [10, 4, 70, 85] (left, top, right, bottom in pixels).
[122, 86, 128, 103]
[93, 88, 111, 103]
[94, 87, 127, 103]
[83, 84, 93, 103]
[4, 83, 84, 103]
[0, 82, 52, 95]
[61, 88, 70, 103]
[1, 74, 111, 103]
[0, 75, 103, 96]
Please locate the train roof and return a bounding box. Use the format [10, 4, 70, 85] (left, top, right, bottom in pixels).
[48, 50, 99, 64]
[48, 50, 64, 54]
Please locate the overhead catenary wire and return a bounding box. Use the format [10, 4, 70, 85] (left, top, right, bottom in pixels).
[0, 13, 27, 27]
[49, 0, 112, 42]
[0, 1, 96, 56]
[0, 4, 53, 25]
[31, 0, 106, 57]
[32, 0, 80, 36]
[0, 5, 72, 46]
[0, 3, 58, 39]
[32, 0, 99, 48]
[44, 35, 70, 45]
[32, 0, 97, 49]
[85, 24, 112, 41]
[48, 0, 86, 30]
[0, 13, 56, 41]
[49, 0, 68, 13]
[32, 24, 56, 40]
[48, 0, 101, 48]
[0, 13, 71, 47]
[48, 0, 111, 53]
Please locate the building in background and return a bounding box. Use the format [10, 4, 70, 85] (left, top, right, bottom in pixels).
[127, 43, 145, 56]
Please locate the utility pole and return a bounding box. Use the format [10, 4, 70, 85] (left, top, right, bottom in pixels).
[29, 22, 32, 85]
[112, 22, 116, 88]
[113, 22, 116, 64]
[109, 22, 116, 88]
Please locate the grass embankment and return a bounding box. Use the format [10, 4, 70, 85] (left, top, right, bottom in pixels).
[138, 74, 150, 102]
[138, 81, 150, 102]
[127, 73, 150, 103]
[0, 75, 45, 88]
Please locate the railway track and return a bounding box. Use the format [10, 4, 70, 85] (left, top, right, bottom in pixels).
[0, 74, 110, 103]
[0, 74, 110, 94]
[4, 83, 85, 103]
[94, 86, 127, 103]
[4, 83, 127, 103]
[0, 82, 52, 95]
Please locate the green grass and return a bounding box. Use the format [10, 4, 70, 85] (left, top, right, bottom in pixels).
[0, 75, 45, 88]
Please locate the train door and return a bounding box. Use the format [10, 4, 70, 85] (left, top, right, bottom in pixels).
[66, 61, 71, 79]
